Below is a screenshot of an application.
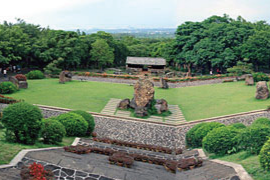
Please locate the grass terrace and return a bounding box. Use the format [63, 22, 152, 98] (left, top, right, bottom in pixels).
[7, 78, 270, 121]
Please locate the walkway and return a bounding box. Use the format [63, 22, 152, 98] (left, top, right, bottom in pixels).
[100, 98, 121, 115]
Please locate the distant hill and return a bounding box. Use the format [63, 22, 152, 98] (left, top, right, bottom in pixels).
[77, 28, 176, 38]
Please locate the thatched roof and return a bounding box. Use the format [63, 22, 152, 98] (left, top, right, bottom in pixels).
[126, 57, 166, 66]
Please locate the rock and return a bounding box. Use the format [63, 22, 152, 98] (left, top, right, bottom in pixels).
[118, 99, 130, 109]
[59, 71, 66, 84]
[135, 107, 148, 117]
[129, 98, 137, 109]
[155, 99, 168, 114]
[133, 78, 155, 117]
[59, 71, 72, 83]
[165, 72, 174, 78]
[9, 76, 19, 88]
[245, 74, 254, 85]
[160, 77, 169, 89]
[255, 81, 269, 99]
[18, 81, 28, 89]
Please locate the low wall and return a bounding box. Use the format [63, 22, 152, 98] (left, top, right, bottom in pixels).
[73, 75, 236, 88]
[0, 103, 269, 149]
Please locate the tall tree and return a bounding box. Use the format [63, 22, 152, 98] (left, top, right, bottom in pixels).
[90, 39, 114, 70]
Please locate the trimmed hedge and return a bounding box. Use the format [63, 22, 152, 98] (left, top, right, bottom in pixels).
[252, 117, 270, 127]
[57, 112, 88, 136]
[252, 72, 269, 82]
[41, 118, 66, 144]
[186, 123, 207, 148]
[239, 125, 270, 154]
[0, 82, 18, 94]
[192, 122, 225, 148]
[70, 110, 95, 135]
[26, 70, 45, 79]
[1, 102, 43, 144]
[259, 138, 270, 171]
[203, 126, 239, 155]
[228, 123, 246, 129]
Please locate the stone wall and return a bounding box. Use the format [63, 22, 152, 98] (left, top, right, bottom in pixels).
[73, 75, 236, 88]
[1, 103, 269, 149]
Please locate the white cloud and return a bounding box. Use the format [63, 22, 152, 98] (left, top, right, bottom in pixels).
[176, 0, 266, 25]
[0, 0, 103, 23]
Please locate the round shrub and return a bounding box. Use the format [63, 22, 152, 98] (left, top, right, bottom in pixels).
[1, 102, 43, 144]
[252, 117, 270, 127]
[26, 70, 45, 79]
[192, 122, 225, 147]
[70, 110, 95, 135]
[252, 72, 269, 82]
[259, 138, 270, 171]
[41, 118, 66, 144]
[57, 112, 88, 136]
[0, 82, 18, 94]
[15, 74, 27, 81]
[186, 123, 207, 148]
[228, 123, 246, 129]
[203, 126, 239, 155]
[239, 125, 270, 154]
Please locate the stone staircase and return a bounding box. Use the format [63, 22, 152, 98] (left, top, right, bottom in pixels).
[100, 98, 121, 115]
[164, 105, 186, 123]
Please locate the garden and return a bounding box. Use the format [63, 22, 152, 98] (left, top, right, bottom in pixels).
[4, 77, 270, 121]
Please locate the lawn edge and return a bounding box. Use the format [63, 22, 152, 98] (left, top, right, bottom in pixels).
[0, 138, 80, 169]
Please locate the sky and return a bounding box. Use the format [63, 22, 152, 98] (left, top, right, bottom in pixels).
[0, 0, 269, 29]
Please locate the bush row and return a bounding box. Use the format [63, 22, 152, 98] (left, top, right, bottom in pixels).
[186, 117, 270, 156]
[0, 102, 95, 145]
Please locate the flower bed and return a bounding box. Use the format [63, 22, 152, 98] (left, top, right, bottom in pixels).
[64, 145, 202, 173]
[108, 152, 134, 168]
[15, 74, 27, 81]
[92, 137, 178, 154]
[63, 145, 91, 154]
[74, 71, 235, 83]
[0, 94, 20, 104]
[20, 162, 54, 180]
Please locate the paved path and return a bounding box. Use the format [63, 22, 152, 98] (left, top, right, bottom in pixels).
[100, 98, 121, 115]
[102, 98, 187, 123]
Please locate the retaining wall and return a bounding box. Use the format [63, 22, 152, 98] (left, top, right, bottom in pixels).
[0, 103, 269, 149]
[73, 75, 236, 88]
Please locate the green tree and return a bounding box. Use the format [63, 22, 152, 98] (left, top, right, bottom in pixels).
[90, 39, 114, 70]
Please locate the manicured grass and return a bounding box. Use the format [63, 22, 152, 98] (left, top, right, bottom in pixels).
[0, 129, 75, 165]
[7, 79, 270, 121]
[212, 151, 270, 180]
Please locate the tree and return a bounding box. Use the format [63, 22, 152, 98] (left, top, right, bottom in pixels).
[90, 39, 114, 70]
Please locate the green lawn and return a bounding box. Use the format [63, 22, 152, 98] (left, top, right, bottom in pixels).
[212, 151, 270, 180]
[0, 129, 75, 165]
[7, 79, 270, 121]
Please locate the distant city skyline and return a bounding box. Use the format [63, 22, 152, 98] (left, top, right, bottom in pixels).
[0, 0, 269, 29]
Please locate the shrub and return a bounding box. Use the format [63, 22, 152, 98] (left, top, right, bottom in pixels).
[15, 74, 27, 81]
[253, 72, 269, 82]
[57, 112, 88, 136]
[203, 126, 239, 155]
[0, 82, 18, 94]
[1, 102, 43, 144]
[192, 122, 225, 147]
[26, 70, 45, 79]
[238, 125, 270, 154]
[41, 118, 66, 144]
[186, 123, 207, 148]
[259, 138, 270, 171]
[228, 123, 246, 129]
[252, 117, 270, 127]
[70, 110, 95, 135]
